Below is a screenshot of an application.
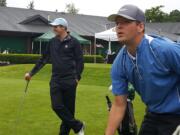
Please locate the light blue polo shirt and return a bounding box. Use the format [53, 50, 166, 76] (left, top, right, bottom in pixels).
[111, 35, 180, 114]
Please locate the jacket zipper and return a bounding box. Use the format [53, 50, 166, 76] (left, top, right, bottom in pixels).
[135, 53, 142, 80]
[128, 52, 142, 80]
[177, 87, 180, 103]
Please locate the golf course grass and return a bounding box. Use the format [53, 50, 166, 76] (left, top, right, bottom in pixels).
[0, 64, 145, 135]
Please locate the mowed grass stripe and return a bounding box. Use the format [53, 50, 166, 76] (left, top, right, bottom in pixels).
[0, 64, 145, 135]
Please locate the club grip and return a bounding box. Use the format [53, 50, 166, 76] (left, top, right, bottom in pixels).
[106, 95, 112, 111]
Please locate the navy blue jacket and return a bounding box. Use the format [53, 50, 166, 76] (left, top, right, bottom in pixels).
[30, 35, 84, 81]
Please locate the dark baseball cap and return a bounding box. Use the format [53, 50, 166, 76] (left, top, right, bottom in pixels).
[108, 4, 145, 23]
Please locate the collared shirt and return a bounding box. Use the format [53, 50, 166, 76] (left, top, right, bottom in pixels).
[111, 35, 180, 114]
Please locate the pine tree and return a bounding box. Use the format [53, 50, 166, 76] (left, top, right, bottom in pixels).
[0, 0, 6, 7]
[27, 1, 34, 9]
[65, 3, 79, 14]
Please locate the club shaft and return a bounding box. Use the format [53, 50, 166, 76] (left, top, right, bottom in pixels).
[12, 81, 30, 135]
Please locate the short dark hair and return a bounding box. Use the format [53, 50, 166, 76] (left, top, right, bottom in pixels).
[64, 27, 67, 31]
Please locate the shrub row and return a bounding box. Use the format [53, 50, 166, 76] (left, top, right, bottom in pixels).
[0, 54, 104, 64]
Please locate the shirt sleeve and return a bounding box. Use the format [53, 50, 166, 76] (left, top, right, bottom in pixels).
[164, 43, 180, 75]
[111, 49, 128, 95]
[29, 41, 51, 77]
[73, 39, 84, 80]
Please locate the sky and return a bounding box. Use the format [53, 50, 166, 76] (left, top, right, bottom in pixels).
[6, 0, 180, 17]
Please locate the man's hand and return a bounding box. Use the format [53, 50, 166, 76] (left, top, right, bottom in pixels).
[24, 73, 31, 81]
[76, 79, 79, 84]
[105, 95, 127, 135]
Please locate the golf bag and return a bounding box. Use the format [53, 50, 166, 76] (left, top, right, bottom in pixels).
[106, 89, 137, 135]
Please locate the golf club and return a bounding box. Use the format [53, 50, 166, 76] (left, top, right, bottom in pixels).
[12, 80, 30, 135]
[106, 85, 137, 135]
[105, 95, 137, 135]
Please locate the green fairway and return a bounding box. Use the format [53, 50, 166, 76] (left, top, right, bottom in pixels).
[0, 64, 145, 135]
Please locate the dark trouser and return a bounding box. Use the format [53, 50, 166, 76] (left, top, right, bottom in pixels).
[139, 112, 180, 135]
[50, 79, 83, 135]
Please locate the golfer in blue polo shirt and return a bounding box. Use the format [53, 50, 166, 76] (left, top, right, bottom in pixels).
[105, 4, 180, 135]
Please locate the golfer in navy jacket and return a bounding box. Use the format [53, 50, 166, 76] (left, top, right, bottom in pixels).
[105, 4, 180, 135]
[25, 18, 85, 135]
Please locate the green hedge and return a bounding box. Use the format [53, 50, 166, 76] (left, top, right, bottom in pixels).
[0, 54, 104, 64]
[84, 55, 104, 63]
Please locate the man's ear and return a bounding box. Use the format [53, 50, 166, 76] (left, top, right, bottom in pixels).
[137, 23, 144, 33]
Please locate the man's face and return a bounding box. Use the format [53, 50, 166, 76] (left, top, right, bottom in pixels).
[115, 16, 143, 45]
[53, 25, 66, 36]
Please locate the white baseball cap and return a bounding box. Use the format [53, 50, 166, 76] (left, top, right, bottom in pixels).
[49, 18, 68, 27]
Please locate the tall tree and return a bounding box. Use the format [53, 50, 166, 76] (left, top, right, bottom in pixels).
[169, 9, 180, 22]
[145, 5, 167, 22]
[27, 1, 35, 9]
[145, 5, 180, 22]
[0, 0, 6, 7]
[65, 3, 79, 14]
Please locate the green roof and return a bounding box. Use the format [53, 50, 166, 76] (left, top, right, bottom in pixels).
[34, 31, 91, 45]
